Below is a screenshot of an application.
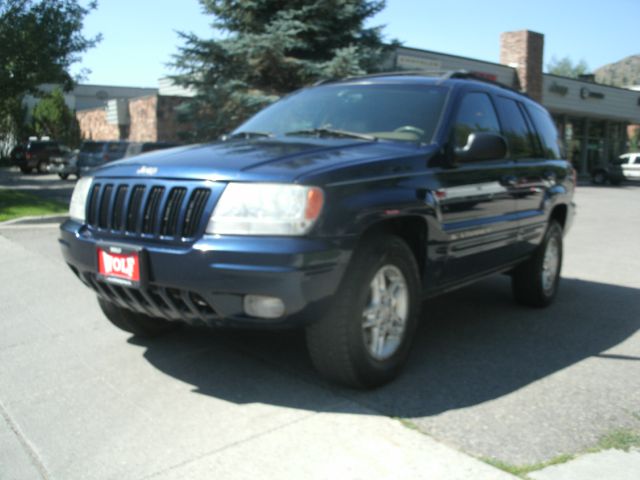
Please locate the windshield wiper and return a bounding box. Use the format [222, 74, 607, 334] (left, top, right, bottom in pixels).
[223, 131, 273, 140]
[284, 128, 377, 141]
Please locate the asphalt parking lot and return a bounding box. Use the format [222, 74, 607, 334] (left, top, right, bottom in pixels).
[0, 167, 76, 204]
[1, 169, 639, 479]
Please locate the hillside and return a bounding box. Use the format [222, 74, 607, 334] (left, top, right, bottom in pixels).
[594, 54, 640, 87]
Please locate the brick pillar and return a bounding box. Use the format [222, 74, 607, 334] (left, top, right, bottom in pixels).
[500, 30, 544, 102]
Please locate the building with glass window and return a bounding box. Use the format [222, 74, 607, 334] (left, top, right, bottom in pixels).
[389, 30, 640, 175]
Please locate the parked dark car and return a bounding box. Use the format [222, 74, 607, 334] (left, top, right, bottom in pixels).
[590, 159, 626, 185]
[77, 141, 129, 176]
[592, 153, 640, 185]
[48, 149, 79, 180]
[11, 140, 69, 174]
[124, 142, 180, 158]
[60, 72, 576, 388]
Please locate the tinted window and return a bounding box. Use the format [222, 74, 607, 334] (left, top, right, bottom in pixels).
[107, 143, 127, 153]
[81, 142, 105, 153]
[495, 97, 536, 159]
[526, 104, 562, 159]
[453, 92, 500, 148]
[28, 142, 48, 152]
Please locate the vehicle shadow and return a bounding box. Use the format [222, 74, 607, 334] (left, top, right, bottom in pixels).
[131, 276, 640, 417]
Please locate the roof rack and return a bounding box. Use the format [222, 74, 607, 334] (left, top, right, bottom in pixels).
[445, 70, 529, 98]
[314, 70, 452, 85]
[315, 69, 528, 98]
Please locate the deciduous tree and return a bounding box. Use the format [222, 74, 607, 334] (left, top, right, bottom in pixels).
[0, 0, 99, 154]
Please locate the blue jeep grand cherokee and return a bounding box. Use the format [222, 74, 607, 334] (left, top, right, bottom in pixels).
[60, 72, 575, 388]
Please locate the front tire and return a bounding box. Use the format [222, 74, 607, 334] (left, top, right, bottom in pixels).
[58, 173, 69, 180]
[305, 234, 421, 388]
[512, 220, 563, 308]
[98, 297, 178, 337]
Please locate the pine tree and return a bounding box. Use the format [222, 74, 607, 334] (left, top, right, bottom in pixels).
[171, 0, 394, 140]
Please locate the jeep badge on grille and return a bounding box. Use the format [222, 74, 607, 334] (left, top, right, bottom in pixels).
[136, 166, 158, 175]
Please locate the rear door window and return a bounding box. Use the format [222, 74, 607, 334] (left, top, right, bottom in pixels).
[494, 97, 536, 159]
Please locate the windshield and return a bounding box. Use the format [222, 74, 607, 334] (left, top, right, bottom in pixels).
[234, 83, 448, 144]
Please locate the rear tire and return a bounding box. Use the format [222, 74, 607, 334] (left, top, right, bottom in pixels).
[305, 234, 421, 388]
[512, 220, 563, 308]
[98, 297, 178, 337]
[19, 166, 32, 174]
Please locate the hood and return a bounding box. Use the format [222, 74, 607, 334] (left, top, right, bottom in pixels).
[90, 137, 432, 184]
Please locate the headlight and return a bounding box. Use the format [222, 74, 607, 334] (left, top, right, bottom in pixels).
[69, 176, 93, 222]
[206, 183, 324, 235]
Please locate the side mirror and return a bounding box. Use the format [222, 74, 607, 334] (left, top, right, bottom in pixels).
[454, 132, 507, 162]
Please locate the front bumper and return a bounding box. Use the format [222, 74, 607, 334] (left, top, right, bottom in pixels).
[59, 220, 354, 328]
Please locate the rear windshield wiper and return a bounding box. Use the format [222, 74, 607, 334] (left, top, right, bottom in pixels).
[223, 131, 273, 140]
[284, 128, 377, 141]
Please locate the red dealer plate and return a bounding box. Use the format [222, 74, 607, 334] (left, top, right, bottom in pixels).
[97, 247, 141, 285]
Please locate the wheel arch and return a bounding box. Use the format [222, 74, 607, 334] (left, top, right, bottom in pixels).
[550, 203, 568, 230]
[357, 215, 428, 280]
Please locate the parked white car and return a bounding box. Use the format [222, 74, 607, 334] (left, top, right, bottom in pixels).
[619, 153, 640, 181]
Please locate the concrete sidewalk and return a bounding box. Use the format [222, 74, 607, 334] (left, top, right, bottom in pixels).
[530, 448, 640, 480]
[0, 231, 517, 479]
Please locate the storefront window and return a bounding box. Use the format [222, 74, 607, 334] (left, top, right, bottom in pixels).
[586, 139, 605, 172]
[588, 120, 605, 138]
[565, 117, 583, 170]
[568, 118, 584, 139]
[608, 123, 619, 159]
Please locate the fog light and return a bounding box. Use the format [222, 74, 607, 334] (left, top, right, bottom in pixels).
[243, 295, 285, 319]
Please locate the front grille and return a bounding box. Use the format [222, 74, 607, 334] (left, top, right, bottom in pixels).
[85, 273, 219, 324]
[86, 181, 212, 240]
[160, 187, 187, 236]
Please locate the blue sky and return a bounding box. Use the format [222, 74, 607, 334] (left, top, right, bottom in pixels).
[72, 0, 640, 88]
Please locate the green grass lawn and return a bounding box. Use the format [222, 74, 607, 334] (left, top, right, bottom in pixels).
[0, 189, 68, 222]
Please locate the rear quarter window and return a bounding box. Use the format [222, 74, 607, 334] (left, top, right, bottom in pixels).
[525, 104, 562, 159]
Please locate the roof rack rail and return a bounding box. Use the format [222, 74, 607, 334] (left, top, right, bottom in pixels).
[313, 70, 450, 86]
[315, 69, 528, 98]
[446, 70, 529, 97]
